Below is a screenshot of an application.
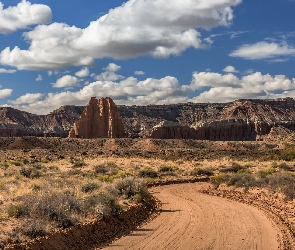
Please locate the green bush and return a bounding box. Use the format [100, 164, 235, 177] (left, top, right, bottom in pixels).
[10, 161, 23, 166]
[133, 194, 142, 204]
[190, 167, 214, 176]
[114, 177, 149, 200]
[210, 174, 228, 188]
[158, 165, 177, 172]
[97, 175, 115, 182]
[258, 168, 276, 178]
[8, 204, 24, 218]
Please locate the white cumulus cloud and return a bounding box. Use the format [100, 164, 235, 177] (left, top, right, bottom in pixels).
[9, 93, 43, 105]
[0, 68, 16, 73]
[0, 88, 12, 99]
[6, 69, 295, 115]
[229, 42, 295, 60]
[52, 75, 79, 88]
[134, 71, 145, 75]
[95, 63, 124, 81]
[190, 71, 295, 102]
[104, 63, 121, 72]
[75, 67, 90, 78]
[0, 0, 241, 70]
[222, 65, 239, 73]
[0, 0, 52, 34]
[36, 74, 42, 81]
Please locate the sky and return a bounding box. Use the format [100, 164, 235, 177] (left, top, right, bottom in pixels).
[0, 0, 294, 115]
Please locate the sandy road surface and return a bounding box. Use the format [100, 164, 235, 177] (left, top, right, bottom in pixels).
[103, 183, 283, 250]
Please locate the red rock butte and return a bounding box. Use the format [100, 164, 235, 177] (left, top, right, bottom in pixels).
[68, 97, 125, 138]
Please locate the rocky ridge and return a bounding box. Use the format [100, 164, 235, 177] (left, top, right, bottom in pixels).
[0, 97, 295, 140]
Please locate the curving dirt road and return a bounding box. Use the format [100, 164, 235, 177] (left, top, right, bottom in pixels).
[104, 183, 283, 250]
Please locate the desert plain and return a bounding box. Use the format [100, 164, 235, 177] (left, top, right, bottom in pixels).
[0, 137, 294, 249]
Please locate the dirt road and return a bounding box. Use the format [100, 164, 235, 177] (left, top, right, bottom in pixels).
[104, 183, 283, 250]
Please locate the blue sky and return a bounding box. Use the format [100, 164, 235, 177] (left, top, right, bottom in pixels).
[0, 0, 294, 114]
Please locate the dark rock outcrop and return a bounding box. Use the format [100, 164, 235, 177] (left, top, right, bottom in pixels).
[68, 97, 125, 138]
[150, 121, 198, 139]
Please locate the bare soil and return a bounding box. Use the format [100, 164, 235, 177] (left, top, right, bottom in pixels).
[105, 183, 286, 250]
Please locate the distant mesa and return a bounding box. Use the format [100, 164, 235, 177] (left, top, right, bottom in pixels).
[1, 97, 295, 141]
[68, 97, 125, 139]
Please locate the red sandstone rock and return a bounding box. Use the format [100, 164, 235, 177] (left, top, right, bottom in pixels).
[68, 97, 125, 138]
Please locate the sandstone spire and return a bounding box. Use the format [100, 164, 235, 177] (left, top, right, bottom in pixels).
[68, 97, 125, 138]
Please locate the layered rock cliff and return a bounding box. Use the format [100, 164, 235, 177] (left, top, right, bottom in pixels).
[1, 97, 295, 141]
[68, 97, 125, 138]
[148, 98, 295, 140]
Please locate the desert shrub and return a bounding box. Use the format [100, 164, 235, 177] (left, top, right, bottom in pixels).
[267, 145, 295, 161]
[210, 174, 228, 188]
[264, 173, 294, 190]
[133, 194, 142, 204]
[0, 162, 9, 170]
[8, 204, 24, 218]
[276, 162, 295, 172]
[19, 167, 32, 178]
[6, 229, 22, 244]
[138, 168, 158, 178]
[30, 169, 42, 179]
[70, 158, 86, 168]
[219, 162, 247, 173]
[280, 146, 295, 161]
[94, 165, 108, 174]
[190, 167, 214, 176]
[41, 159, 50, 164]
[22, 220, 47, 238]
[226, 173, 255, 189]
[258, 168, 276, 178]
[97, 175, 115, 182]
[49, 165, 59, 171]
[10, 161, 22, 166]
[0, 181, 4, 190]
[114, 177, 149, 200]
[83, 193, 121, 218]
[158, 165, 177, 172]
[81, 182, 100, 193]
[94, 162, 119, 176]
[67, 169, 83, 176]
[20, 193, 81, 228]
[19, 167, 42, 179]
[31, 184, 42, 192]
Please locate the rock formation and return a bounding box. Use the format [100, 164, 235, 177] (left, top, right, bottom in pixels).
[150, 121, 198, 139]
[68, 97, 125, 138]
[2, 97, 295, 140]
